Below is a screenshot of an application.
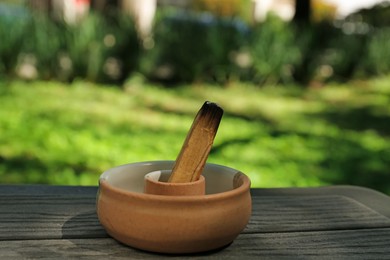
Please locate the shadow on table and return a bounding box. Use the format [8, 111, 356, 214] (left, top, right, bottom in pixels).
[61, 211, 232, 258]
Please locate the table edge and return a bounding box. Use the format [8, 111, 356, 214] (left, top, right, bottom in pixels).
[251, 185, 390, 218]
[1, 184, 389, 218]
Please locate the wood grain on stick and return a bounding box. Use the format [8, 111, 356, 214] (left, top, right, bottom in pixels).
[168, 101, 223, 183]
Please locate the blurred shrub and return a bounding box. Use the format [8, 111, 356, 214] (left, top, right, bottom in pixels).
[331, 2, 390, 79]
[21, 14, 62, 79]
[141, 11, 248, 83]
[362, 28, 390, 76]
[291, 22, 341, 84]
[312, 32, 367, 82]
[62, 14, 105, 81]
[0, 13, 28, 76]
[106, 14, 140, 82]
[61, 12, 140, 83]
[0, 11, 139, 83]
[247, 16, 301, 85]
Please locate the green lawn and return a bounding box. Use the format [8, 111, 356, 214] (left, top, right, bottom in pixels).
[1, 77, 390, 193]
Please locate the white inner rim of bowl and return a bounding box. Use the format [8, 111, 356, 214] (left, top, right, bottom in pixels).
[100, 161, 240, 194]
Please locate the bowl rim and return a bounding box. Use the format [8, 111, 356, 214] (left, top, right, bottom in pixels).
[99, 160, 251, 202]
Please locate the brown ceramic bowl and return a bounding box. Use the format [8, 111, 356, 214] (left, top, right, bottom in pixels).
[96, 160, 251, 254]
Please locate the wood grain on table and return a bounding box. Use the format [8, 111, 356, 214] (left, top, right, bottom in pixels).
[1, 185, 390, 259]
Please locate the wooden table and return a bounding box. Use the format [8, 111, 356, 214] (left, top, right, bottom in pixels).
[1, 185, 390, 259]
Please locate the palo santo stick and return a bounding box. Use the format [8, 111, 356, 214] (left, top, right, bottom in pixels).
[168, 101, 223, 183]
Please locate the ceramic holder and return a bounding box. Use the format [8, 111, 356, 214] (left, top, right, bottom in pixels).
[97, 161, 251, 254]
[144, 170, 205, 196]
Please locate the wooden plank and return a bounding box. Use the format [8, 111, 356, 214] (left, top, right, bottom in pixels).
[249, 195, 390, 233]
[252, 185, 390, 218]
[0, 184, 98, 196]
[1, 228, 390, 259]
[2, 193, 390, 241]
[229, 228, 390, 259]
[0, 195, 107, 240]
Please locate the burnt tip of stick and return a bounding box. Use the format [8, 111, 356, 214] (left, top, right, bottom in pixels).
[198, 101, 224, 129]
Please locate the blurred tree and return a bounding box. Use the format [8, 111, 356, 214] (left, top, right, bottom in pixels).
[193, 0, 243, 17]
[293, 0, 311, 24]
[344, 2, 390, 28]
[26, 0, 52, 14]
[312, 0, 337, 22]
[90, 0, 120, 14]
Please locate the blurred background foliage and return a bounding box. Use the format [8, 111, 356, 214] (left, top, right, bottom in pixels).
[0, 0, 389, 85]
[0, 0, 390, 193]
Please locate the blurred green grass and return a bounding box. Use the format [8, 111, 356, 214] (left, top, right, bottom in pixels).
[1, 77, 390, 193]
